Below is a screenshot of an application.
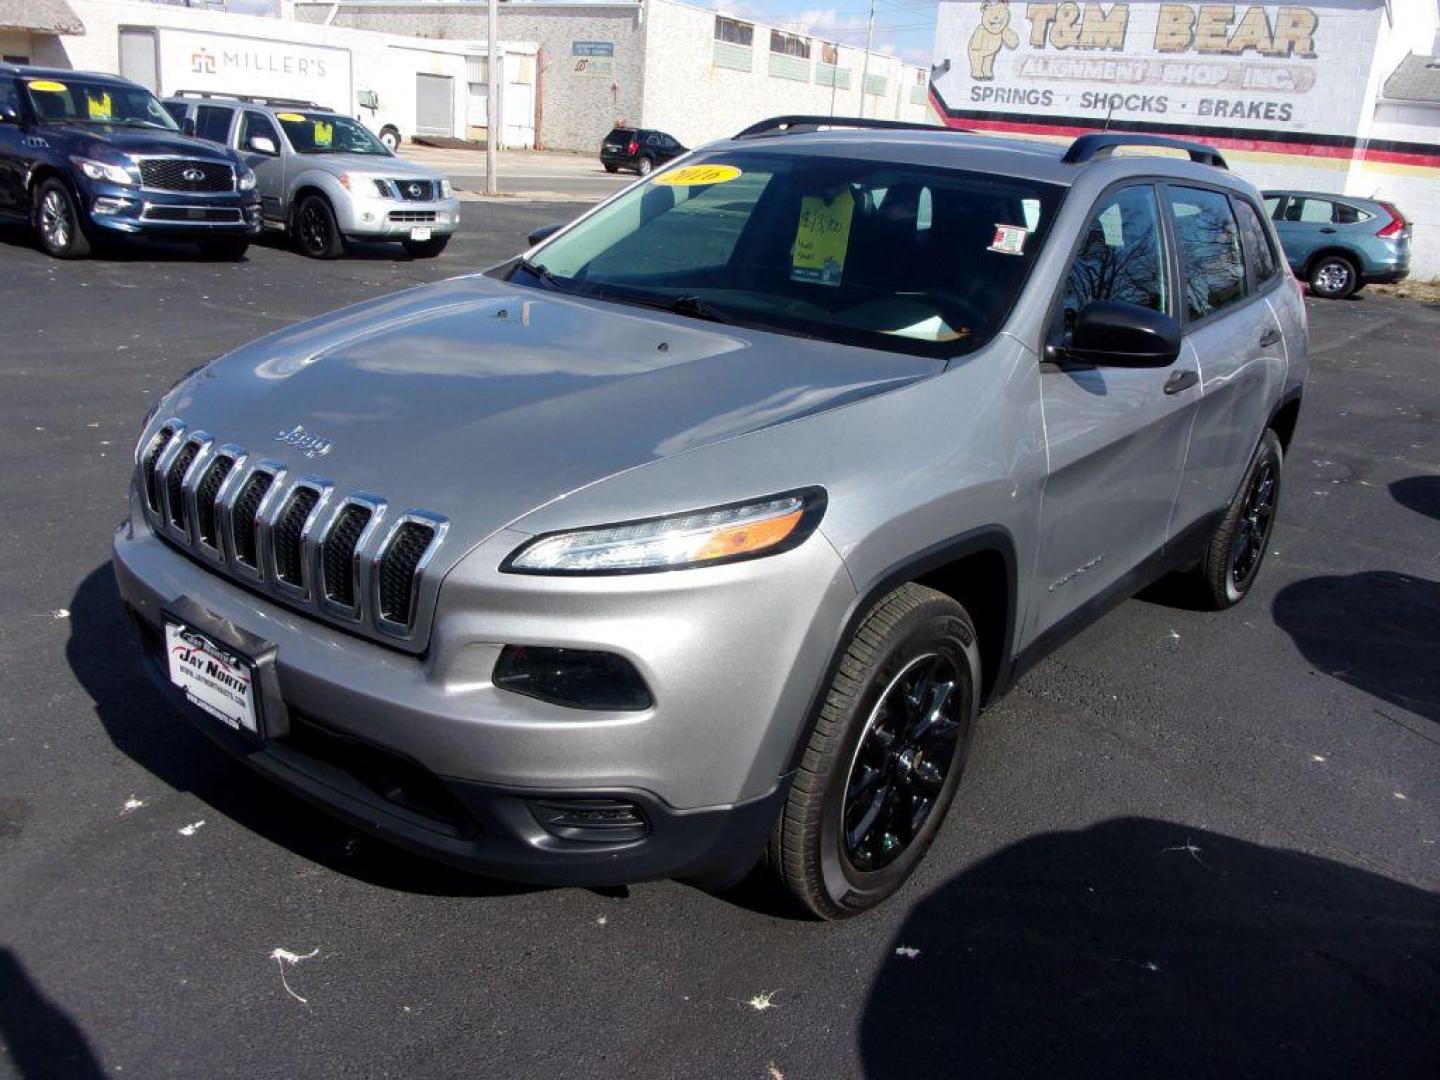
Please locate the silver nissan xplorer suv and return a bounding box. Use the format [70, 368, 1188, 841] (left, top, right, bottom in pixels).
[113, 117, 1307, 918]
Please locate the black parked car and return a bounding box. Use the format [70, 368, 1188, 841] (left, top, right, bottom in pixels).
[0, 65, 260, 259]
[599, 127, 687, 176]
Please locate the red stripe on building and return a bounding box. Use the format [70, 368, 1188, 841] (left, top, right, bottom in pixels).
[927, 91, 1440, 170]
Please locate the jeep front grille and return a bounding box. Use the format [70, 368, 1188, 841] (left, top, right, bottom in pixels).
[136, 418, 446, 646]
[138, 159, 235, 193]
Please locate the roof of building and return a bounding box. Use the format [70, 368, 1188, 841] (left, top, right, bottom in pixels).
[0, 0, 84, 35]
[1383, 52, 1440, 104]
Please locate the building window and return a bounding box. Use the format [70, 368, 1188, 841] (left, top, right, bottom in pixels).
[714, 16, 753, 47]
[816, 41, 849, 88]
[713, 16, 754, 71]
[770, 30, 810, 59]
[909, 66, 928, 105]
[864, 72, 887, 96]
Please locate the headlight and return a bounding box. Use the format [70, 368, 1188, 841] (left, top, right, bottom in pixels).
[237, 165, 257, 191]
[504, 489, 825, 574]
[438, 177, 453, 198]
[338, 172, 390, 196]
[73, 158, 134, 185]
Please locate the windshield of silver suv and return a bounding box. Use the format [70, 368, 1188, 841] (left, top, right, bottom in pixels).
[24, 76, 178, 131]
[504, 150, 1063, 357]
[274, 111, 389, 155]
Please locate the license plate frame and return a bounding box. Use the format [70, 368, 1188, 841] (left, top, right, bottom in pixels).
[165, 620, 263, 738]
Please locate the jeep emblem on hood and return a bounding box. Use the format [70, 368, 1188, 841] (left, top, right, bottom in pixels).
[274, 423, 332, 458]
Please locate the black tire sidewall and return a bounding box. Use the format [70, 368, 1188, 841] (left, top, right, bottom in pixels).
[36, 179, 87, 258]
[816, 603, 979, 914]
[1207, 431, 1284, 607]
[296, 195, 341, 258]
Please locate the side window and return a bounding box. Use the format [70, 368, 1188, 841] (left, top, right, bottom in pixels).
[194, 105, 234, 144]
[161, 101, 187, 126]
[238, 110, 280, 153]
[1062, 185, 1168, 316]
[0, 78, 19, 116]
[1289, 197, 1333, 223]
[1234, 198, 1279, 287]
[1170, 186, 1246, 321]
[1332, 202, 1367, 225]
[1263, 195, 1283, 220]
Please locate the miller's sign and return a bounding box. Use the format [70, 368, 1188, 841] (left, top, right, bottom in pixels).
[934, 0, 1380, 136]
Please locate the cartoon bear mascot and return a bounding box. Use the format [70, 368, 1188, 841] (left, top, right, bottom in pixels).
[968, 0, 1020, 81]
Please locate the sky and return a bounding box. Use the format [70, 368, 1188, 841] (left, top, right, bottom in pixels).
[223, 0, 941, 67]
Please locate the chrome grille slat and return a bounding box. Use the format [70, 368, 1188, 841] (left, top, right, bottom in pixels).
[134, 421, 446, 644]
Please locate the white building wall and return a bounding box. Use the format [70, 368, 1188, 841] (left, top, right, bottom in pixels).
[641, 0, 932, 146]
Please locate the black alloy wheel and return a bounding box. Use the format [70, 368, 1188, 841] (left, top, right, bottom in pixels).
[296, 194, 344, 259]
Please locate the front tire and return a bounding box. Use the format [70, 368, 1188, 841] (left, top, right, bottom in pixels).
[1200, 430, 1283, 609]
[294, 194, 345, 259]
[1308, 254, 1358, 299]
[770, 583, 981, 919]
[34, 179, 91, 259]
[401, 235, 450, 258]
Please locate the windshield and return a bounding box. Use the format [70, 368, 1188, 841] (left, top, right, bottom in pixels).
[502, 151, 1063, 358]
[275, 112, 389, 155]
[24, 78, 178, 130]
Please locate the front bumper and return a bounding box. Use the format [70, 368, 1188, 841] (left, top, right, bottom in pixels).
[334, 191, 461, 239]
[112, 493, 853, 885]
[82, 178, 261, 238]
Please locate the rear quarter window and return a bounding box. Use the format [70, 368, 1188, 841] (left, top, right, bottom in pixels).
[1169, 186, 1247, 321]
[1233, 197, 1280, 287]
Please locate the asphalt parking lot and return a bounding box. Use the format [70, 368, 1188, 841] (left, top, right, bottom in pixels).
[1, 211, 1437, 1079]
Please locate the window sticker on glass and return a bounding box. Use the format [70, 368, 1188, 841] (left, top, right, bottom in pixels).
[313, 120, 334, 147]
[791, 188, 855, 286]
[275, 112, 305, 122]
[653, 164, 742, 187]
[27, 80, 67, 93]
[86, 91, 113, 120]
[989, 223, 1028, 256]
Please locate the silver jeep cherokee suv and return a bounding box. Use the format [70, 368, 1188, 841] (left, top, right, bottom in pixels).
[163, 96, 458, 259]
[113, 117, 1307, 918]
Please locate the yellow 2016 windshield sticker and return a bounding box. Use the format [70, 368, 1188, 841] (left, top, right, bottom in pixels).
[313, 120, 334, 147]
[27, 80, 68, 92]
[275, 112, 305, 122]
[791, 188, 854, 287]
[652, 163, 741, 187]
[86, 91, 113, 120]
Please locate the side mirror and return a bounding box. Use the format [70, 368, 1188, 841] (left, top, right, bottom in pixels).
[182, 116, 196, 137]
[247, 134, 277, 156]
[527, 223, 563, 247]
[0, 104, 20, 124]
[1055, 300, 1181, 368]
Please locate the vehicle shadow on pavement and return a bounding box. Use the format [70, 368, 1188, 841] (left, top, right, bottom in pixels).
[65, 564, 540, 899]
[860, 818, 1440, 1078]
[1272, 570, 1440, 724]
[0, 222, 244, 263]
[0, 949, 105, 1080]
[1390, 475, 1440, 522]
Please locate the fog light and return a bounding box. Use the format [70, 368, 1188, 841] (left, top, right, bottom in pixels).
[362, 211, 375, 223]
[530, 798, 648, 843]
[92, 197, 127, 215]
[493, 646, 652, 711]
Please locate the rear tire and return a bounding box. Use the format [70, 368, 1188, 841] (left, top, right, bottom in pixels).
[198, 237, 249, 260]
[401, 235, 450, 258]
[1200, 430, 1283, 609]
[769, 583, 980, 919]
[34, 179, 91, 259]
[379, 126, 401, 153]
[637, 156, 653, 177]
[1308, 254, 1358, 299]
[603, 164, 619, 174]
[294, 194, 345, 259]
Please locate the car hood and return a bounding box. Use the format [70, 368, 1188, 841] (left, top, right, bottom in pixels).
[161, 274, 936, 559]
[58, 127, 235, 161]
[300, 152, 439, 178]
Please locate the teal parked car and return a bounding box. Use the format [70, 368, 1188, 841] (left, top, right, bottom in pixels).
[1263, 190, 1411, 300]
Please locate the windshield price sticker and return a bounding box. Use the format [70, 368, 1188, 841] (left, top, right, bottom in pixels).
[313, 120, 334, 147]
[27, 80, 67, 93]
[653, 164, 742, 187]
[791, 188, 855, 286]
[86, 91, 113, 120]
[989, 224, 1029, 256]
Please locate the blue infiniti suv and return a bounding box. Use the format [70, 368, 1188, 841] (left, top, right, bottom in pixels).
[0, 65, 260, 259]
[1263, 189, 1411, 299]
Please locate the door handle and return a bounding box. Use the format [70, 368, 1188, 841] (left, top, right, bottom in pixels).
[1163, 370, 1199, 395]
[1259, 328, 1283, 348]
[1319, 227, 1337, 234]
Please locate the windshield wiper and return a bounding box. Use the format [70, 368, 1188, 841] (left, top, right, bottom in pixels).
[596, 291, 732, 324]
[511, 256, 561, 290]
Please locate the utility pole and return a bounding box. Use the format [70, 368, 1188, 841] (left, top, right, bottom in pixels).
[486, 0, 499, 195]
[857, 0, 875, 118]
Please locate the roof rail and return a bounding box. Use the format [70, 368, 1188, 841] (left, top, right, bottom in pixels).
[733, 115, 949, 139]
[172, 90, 328, 109]
[1063, 132, 1227, 169]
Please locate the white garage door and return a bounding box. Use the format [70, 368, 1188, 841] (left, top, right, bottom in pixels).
[415, 73, 453, 137]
